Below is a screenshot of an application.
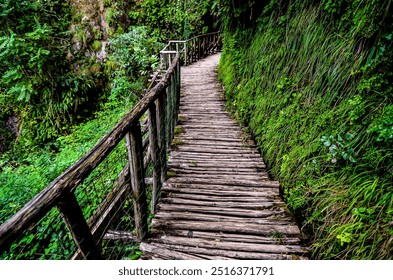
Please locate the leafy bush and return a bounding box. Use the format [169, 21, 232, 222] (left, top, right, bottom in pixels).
[0, 0, 101, 145]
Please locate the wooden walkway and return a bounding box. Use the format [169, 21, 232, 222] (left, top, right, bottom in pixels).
[140, 53, 307, 260]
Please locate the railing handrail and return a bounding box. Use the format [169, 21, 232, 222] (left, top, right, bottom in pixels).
[160, 31, 221, 66]
[164, 31, 221, 46]
[0, 53, 180, 254]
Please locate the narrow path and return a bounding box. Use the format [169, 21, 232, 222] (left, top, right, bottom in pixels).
[140, 53, 307, 260]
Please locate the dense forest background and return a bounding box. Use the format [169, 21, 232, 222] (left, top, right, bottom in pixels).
[0, 0, 392, 259]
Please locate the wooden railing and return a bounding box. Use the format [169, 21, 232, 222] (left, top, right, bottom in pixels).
[160, 31, 221, 67]
[0, 32, 221, 260]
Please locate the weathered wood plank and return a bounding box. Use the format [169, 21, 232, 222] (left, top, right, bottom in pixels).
[158, 197, 280, 209]
[173, 147, 259, 155]
[153, 236, 307, 254]
[163, 182, 280, 195]
[154, 211, 293, 225]
[168, 168, 266, 177]
[167, 163, 266, 171]
[151, 220, 302, 237]
[167, 177, 280, 188]
[140, 243, 206, 260]
[156, 204, 286, 218]
[144, 242, 295, 260]
[170, 151, 262, 158]
[161, 193, 279, 203]
[161, 184, 278, 197]
[167, 172, 270, 181]
[161, 230, 302, 245]
[174, 140, 256, 148]
[104, 230, 138, 241]
[168, 158, 265, 165]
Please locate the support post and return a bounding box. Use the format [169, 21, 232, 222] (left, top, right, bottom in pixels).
[148, 103, 161, 213]
[184, 41, 188, 65]
[157, 92, 167, 184]
[125, 123, 148, 240]
[58, 193, 101, 259]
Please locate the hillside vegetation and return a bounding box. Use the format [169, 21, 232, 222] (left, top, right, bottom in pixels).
[218, 0, 393, 259]
[0, 0, 215, 259]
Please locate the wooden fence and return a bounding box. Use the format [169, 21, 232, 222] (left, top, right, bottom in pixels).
[0, 32, 221, 260]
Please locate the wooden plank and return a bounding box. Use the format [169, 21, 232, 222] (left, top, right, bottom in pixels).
[161, 193, 279, 203]
[143, 242, 294, 260]
[168, 173, 269, 181]
[154, 236, 307, 254]
[167, 177, 280, 188]
[162, 184, 278, 197]
[140, 243, 206, 260]
[151, 220, 302, 237]
[169, 155, 265, 162]
[168, 164, 265, 172]
[154, 211, 293, 225]
[161, 230, 302, 245]
[173, 147, 259, 155]
[104, 230, 138, 241]
[163, 183, 280, 195]
[158, 197, 279, 209]
[176, 135, 250, 143]
[156, 204, 286, 218]
[174, 140, 256, 148]
[168, 158, 265, 166]
[168, 168, 266, 177]
[169, 153, 262, 159]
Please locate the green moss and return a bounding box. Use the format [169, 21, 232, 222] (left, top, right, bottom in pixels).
[218, 0, 393, 259]
[92, 40, 102, 51]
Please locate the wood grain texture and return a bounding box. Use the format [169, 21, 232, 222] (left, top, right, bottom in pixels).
[140, 53, 308, 260]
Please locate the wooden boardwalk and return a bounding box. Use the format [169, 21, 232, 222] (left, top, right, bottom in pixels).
[140, 53, 307, 260]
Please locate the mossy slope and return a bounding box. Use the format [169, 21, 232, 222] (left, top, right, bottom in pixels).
[218, 1, 393, 259]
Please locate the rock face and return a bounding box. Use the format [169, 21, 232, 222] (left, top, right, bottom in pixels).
[69, 0, 109, 62]
[5, 115, 20, 137]
[0, 114, 20, 152]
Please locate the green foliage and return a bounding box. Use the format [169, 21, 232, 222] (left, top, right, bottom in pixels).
[106, 26, 162, 104]
[128, 0, 216, 39]
[0, 96, 134, 259]
[219, 0, 393, 259]
[0, 0, 100, 145]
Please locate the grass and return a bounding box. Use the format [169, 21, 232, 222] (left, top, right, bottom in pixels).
[218, 2, 393, 259]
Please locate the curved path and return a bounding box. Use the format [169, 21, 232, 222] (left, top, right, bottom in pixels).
[140, 53, 307, 260]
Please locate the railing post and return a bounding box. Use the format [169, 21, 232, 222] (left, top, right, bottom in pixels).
[197, 37, 200, 60]
[184, 41, 188, 65]
[148, 103, 161, 213]
[58, 193, 102, 259]
[175, 61, 181, 119]
[203, 36, 206, 57]
[157, 91, 167, 183]
[125, 123, 148, 240]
